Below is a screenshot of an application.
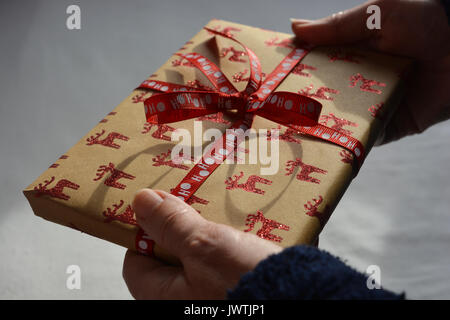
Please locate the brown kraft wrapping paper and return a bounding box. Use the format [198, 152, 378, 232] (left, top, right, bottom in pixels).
[23, 19, 411, 262]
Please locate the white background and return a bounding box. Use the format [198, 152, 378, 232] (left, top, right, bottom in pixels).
[1, 0, 449, 299]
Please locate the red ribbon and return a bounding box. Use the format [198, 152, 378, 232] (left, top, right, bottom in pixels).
[134, 27, 365, 255]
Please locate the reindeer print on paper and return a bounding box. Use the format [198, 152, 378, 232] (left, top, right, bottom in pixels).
[178, 40, 194, 51]
[264, 37, 294, 49]
[292, 64, 317, 77]
[285, 158, 327, 184]
[327, 49, 363, 63]
[152, 149, 193, 170]
[49, 155, 69, 169]
[266, 125, 302, 144]
[349, 73, 386, 94]
[169, 188, 209, 213]
[86, 129, 129, 149]
[340, 149, 354, 164]
[141, 123, 175, 141]
[244, 210, 290, 243]
[132, 91, 152, 104]
[99, 111, 117, 123]
[304, 196, 331, 228]
[319, 113, 358, 136]
[208, 26, 241, 37]
[34, 176, 79, 200]
[93, 163, 135, 190]
[197, 112, 231, 124]
[186, 195, 209, 207]
[368, 103, 384, 119]
[220, 46, 247, 63]
[225, 171, 272, 195]
[299, 84, 339, 101]
[186, 80, 214, 91]
[186, 195, 209, 213]
[103, 200, 137, 226]
[232, 69, 267, 83]
[171, 58, 195, 68]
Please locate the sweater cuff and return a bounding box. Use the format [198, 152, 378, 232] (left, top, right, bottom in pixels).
[227, 245, 405, 300]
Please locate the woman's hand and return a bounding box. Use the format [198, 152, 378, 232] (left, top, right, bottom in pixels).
[122, 189, 282, 299]
[292, 0, 450, 144]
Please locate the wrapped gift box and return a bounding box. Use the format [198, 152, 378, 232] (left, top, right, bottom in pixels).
[23, 19, 410, 262]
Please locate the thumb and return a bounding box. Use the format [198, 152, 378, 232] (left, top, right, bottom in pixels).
[291, 1, 376, 45]
[132, 188, 208, 258]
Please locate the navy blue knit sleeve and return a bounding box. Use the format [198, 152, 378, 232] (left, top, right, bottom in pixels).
[227, 246, 405, 300]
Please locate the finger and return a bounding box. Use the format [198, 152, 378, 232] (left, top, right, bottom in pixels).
[122, 249, 186, 299]
[132, 188, 208, 257]
[291, 1, 376, 45]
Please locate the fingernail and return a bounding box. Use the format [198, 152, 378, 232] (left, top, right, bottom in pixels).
[290, 18, 313, 25]
[132, 189, 163, 220]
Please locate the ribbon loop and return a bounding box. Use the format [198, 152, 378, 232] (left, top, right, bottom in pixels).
[175, 52, 238, 94]
[203, 27, 263, 96]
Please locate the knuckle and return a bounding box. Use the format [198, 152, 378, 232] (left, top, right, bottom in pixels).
[184, 222, 222, 254]
[330, 11, 345, 36]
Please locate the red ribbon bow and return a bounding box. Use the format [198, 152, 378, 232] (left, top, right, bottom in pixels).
[134, 27, 365, 255]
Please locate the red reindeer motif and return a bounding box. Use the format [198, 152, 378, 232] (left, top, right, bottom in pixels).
[349, 73, 386, 94]
[244, 210, 290, 243]
[132, 91, 151, 104]
[232, 69, 266, 83]
[49, 155, 69, 169]
[292, 63, 317, 77]
[93, 163, 135, 190]
[264, 37, 294, 48]
[304, 196, 331, 228]
[232, 69, 250, 83]
[99, 111, 117, 123]
[220, 46, 247, 63]
[178, 40, 194, 51]
[141, 123, 175, 141]
[208, 26, 241, 37]
[186, 80, 215, 91]
[319, 113, 358, 136]
[285, 158, 327, 184]
[225, 171, 272, 195]
[186, 195, 209, 207]
[197, 112, 231, 124]
[103, 200, 137, 226]
[328, 49, 363, 63]
[169, 188, 209, 213]
[34, 176, 80, 200]
[231, 142, 250, 163]
[299, 84, 339, 101]
[152, 149, 193, 170]
[340, 149, 354, 164]
[266, 125, 302, 144]
[171, 58, 195, 68]
[368, 103, 384, 119]
[86, 129, 129, 149]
